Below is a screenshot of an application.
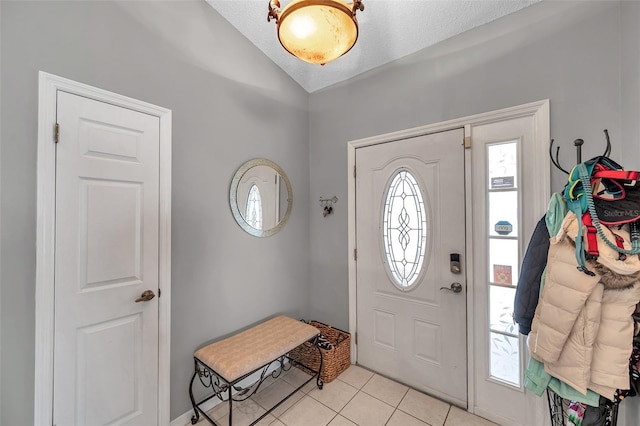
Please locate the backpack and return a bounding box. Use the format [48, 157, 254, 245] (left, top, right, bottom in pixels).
[563, 156, 640, 275]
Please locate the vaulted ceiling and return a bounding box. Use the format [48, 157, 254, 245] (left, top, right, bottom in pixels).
[206, 0, 541, 92]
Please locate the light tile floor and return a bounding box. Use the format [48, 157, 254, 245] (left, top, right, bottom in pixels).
[191, 365, 497, 426]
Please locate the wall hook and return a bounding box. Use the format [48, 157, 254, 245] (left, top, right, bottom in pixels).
[549, 129, 612, 175]
[319, 196, 338, 217]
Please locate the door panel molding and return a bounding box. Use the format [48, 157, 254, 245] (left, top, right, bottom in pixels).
[354, 129, 467, 404]
[35, 71, 172, 425]
[347, 100, 549, 422]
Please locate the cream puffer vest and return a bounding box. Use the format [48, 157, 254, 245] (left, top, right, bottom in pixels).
[528, 212, 640, 399]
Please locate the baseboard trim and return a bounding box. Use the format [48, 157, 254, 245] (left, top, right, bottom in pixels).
[171, 398, 223, 426]
[473, 407, 525, 426]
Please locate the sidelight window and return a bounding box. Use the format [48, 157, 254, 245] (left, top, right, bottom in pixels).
[486, 140, 521, 387]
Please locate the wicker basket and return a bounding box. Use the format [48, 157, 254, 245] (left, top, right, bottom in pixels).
[289, 321, 351, 383]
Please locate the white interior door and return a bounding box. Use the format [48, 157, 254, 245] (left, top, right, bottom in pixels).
[53, 91, 160, 425]
[355, 129, 467, 406]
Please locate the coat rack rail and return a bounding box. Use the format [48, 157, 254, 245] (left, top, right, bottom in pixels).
[549, 129, 611, 174]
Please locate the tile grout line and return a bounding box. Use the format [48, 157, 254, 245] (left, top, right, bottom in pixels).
[383, 386, 441, 426]
[442, 404, 452, 426]
[237, 371, 350, 426]
[381, 385, 410, 426]
[308, 371, 412, 426]
[277, 375, 351, 425]
[306, 374, 371, 425]
[304, 371, 378, 425]
[199, 367, 477, 426]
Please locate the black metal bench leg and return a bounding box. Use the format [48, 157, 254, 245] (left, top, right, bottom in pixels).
[316, 338, 324, 390]
[189, 370, 200, 425]
[228, 386, 233, 426]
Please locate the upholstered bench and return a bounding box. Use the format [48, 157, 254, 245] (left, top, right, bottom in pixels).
[189, 316, 323, 425]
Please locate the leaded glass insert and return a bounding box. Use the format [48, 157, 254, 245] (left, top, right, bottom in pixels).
[382, 170, 428, 289]
[490, 332, 520, 386]
[245, 184, 263, 230]
[488, 142, 518, 189]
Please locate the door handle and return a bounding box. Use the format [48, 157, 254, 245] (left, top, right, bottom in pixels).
[135, 290, 156, 303]
[440, 282, 463, 293]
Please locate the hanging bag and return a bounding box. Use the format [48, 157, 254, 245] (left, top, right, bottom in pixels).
[563, 156, 640, 275]
[591, 165, 640, 225]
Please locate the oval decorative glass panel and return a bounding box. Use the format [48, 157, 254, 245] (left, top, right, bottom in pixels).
[382, 169, 428, 290]
[245, 184, 263, 230]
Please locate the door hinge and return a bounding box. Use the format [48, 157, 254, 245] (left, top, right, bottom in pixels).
[464, 136, 471, 149]
[54, 123, 60, 144]
[353, 248, 357, 261]
[353, 165, 356, 178]
[355, 332, 358, 345]
[158, 288, 161, 298]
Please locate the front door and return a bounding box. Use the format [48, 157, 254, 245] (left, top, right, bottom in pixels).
[355, 128, 467, 406]
[53, 91, 161, 425]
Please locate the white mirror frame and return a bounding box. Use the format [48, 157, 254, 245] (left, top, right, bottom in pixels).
[229, 158, 293, 237]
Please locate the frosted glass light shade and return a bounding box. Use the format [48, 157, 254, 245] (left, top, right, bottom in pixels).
[276, 0, 360, 65]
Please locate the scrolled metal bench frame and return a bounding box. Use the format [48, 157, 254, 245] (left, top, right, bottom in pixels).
[189, 335, 323, 425]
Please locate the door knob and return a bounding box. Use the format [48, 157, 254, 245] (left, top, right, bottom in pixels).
[440, 282, 463, 293]
[135, 290, 156, 303]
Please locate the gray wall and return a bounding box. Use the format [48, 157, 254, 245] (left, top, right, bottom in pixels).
[0, 1, 3, 422]
[0, 1, 310, 424]
[620, 1, 640, 423]
[622, 0, 640, 171]
[306, 0, 640, 420]
[2, 0, 640, 424]
[307, 0, 627, 330]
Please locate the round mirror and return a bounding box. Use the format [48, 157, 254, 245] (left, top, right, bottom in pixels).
[229, 159, 293, 237]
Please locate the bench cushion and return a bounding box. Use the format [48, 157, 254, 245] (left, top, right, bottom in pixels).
[194, 316, 319, 382]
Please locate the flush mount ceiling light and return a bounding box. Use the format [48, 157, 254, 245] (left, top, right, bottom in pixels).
[268, 0, 365, 66]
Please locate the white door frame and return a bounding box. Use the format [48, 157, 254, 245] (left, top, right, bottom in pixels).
[348, 99, 549, 414]
[34, 71, 172, 425]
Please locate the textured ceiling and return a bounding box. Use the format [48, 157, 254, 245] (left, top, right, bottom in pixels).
[206, 0, 541, 92]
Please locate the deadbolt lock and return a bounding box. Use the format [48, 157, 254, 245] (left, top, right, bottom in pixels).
[450, 253, 461, 274]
